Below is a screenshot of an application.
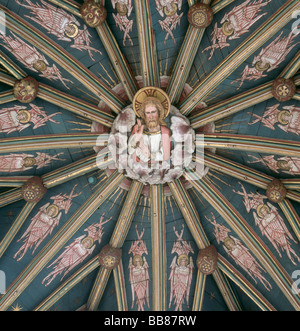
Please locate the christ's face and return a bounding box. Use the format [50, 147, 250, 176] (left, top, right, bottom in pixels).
[144, 104, 159, 129]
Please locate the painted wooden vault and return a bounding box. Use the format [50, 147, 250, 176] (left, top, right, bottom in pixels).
[0, 0, 299, 311]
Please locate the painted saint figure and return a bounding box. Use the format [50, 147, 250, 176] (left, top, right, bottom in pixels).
[42, 213, 112, 286]
[206, 212, 272, 290]
[0, 31, 73, 89]
[0, 104, 61, 134]
[248, 104, 300, 136]
[15, 0, 102, 61]
[14, 185, 81, 261]
[128, 226, 150, 311]
[202, 0, 271, 60]
[0, 152, 64, 173]
[169, 225, 194, 311]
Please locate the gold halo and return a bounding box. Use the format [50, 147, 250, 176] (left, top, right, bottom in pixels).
[33, 60, 47, 72]
[224, 237, 235, 250]
[17, 110, 31, 124]
[81, 236, 94, 249]
[255, 60, 270, 72]
[257, 204, 270, 218]
[222, 21, 234, 36]
[277, 110, 290, 125]
[277, 160, 290, 170]
[65, 23, 79, 38]
[177, 254, 189, 266]
[23, 157, 36, 167]
[132, 87, 171, 119]
[164, 3, 177, 17]
[116, 2, 128, 16]
[46, 204, 59, 218]
[133, 254, 143, 266]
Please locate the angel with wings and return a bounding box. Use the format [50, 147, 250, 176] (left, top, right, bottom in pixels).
[253, 203, 300, 265]
[0, 31, 73, 89]
[169, 225, 194, 311]
[233, 29, 299, 90]
[206, 212, 272, 291]
[128, 226, 150, 311]
[155, 0, 183, 45]
[111, 0, 134, 46]
[248, 104, 300, 135]
[0, 152, 64, 173]
[202, 0, 271, 60]
[14, 185, 80, 262]
[15, 0, 101, 61]
[42, 213, 112, 286]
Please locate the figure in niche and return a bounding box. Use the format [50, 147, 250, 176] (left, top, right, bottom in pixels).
[253, 203, 300, 265]
[206, 212, 272, 291]
[15, 0, 102, 61]
[14, 185, 81, 261]
[0, 152, 64, 173]
[0, 104, 61, 134]
[42, 213, 111, 286]
[0, 31, 73, 89]
[248, 104, 300, 136]
[232, 29, 299, 90]
[108, 87, 195, 185]
[202, 0, 271, 60]
[169, 225, 194, 311]
[233, 182, 300, 265]
[111, 0, 134, 46]
[248, 154, 300, 175]
[155, 0, 183, 45]
[128, 226, 150, 311]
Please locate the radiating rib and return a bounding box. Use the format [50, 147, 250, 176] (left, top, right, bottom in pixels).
[87, 180, 144, 311]
[168, 179, 242, 311]
[184, 172, 300, 310]
[0, 90, 16, 105]
[0, 177, 30, 187]
[280, 50, 300, 79]
[0, 133, 105, 154]
[192, 272, 206, 311]
[0, 50, 26, 80]
[113, 261, 128, 311]
[218, 255, 276, 311]
[0, 5, 126, 113]
[134, 0, 160, 87]
[179, 0, 300, 115]
[150, 184, 167, 311]
[0, 170, 124, 311]
[34, 256, 100, 311]
[201, 134, 300, 158]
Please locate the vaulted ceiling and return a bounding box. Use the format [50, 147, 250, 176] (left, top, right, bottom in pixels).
[0, 0, 299, 311]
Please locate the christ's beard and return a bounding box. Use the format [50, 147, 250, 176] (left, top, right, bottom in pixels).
[146, 119, 159, 129]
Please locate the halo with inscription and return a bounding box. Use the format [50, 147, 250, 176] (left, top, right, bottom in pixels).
[133, 87, 171, 119]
